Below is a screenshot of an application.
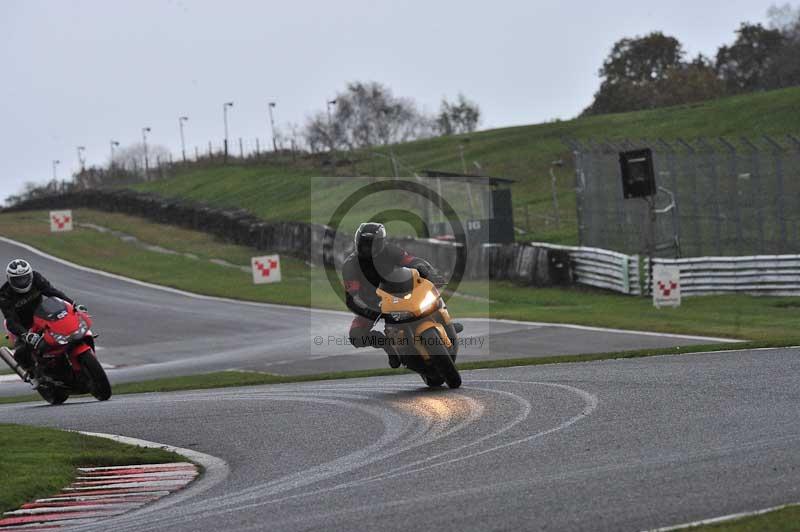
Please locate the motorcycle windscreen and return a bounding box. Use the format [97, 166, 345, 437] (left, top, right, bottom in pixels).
[35, 297, 80, 334]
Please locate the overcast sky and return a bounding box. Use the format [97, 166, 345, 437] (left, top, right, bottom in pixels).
[0, 0, 784, 200]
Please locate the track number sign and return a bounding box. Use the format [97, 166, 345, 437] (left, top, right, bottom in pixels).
[652, 265, 681, 308]
[50, 210, 73, 232]
[251, 254, 282, 284]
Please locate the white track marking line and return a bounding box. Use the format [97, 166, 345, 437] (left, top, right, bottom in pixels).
[64, 480, 192, 490]
[459, 317, 743, 343]
[645, 502, 800, 531]
[76, 471, 197, 480]
[36, 492, 170, 503]
[5, 504, 139, 515]
[77, 462, 193, 471]
[0, 236, 745, 342]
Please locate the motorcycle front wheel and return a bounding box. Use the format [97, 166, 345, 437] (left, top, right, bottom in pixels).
[79, 351, 112, 401]
[38, 384, 69, 405]
[421, 329, 461, 389]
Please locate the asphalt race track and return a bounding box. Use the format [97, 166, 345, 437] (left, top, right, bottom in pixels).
[1, 347, 799, 531]
[0, 237, 732, 396]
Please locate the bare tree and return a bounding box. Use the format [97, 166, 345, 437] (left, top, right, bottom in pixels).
[112, 142, 171, 178]
[303, 81, 435, 152]
[436, 94, 481, 135]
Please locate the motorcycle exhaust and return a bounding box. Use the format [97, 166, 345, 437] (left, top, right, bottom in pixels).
[0, 346, 26, 381]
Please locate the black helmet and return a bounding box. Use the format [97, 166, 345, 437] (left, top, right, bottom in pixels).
[6, 259, 33, 294]
[354, 222, 386, 260]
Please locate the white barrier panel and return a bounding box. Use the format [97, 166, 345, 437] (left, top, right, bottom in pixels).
[251, 254, 281, 284]
[652, 265, 681, 308]
[533, 242, 800, 297]
[531, 242, 642, 295]
[49, 210, 73, 232]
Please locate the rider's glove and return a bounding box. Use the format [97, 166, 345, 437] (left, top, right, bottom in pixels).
[369, 330, 386, 348]
[415, 264, 433, 279]
[23, 332, 42, 349]
[74, 303, 88, 313]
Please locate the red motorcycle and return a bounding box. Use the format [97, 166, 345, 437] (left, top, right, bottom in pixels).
[0, 297, 111, 405]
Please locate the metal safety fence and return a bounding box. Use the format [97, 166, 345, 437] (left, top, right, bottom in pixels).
[565, 135, 800, 258]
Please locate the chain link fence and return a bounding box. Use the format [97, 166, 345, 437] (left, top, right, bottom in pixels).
[566, 136, 800, 257]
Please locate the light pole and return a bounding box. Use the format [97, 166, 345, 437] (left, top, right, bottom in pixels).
[76, 146, 86, 172]
[142, 127, 151, 178]
[223, 101, 233, 162]
[327, 99, 337, 173]
[178, 116, 189, 162]
[52, 160, 60, 181]
[268, 102, 277, 152]
[110, 140, 119, 168]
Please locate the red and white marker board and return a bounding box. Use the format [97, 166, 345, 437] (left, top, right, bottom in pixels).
[652, 264, 681, 308]
[251, 254, 281, 284]
[50, 210, 73, 232]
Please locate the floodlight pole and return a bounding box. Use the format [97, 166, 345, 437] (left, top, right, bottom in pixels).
[268, 102, 277, 152]
[327, 99, 337, 174]
[76, 146, 86, 172]
[223, 102, 234, 163]
[142, 127, 151, 179]
[109, 140, 119, 168]
[179, 116, 189, 162]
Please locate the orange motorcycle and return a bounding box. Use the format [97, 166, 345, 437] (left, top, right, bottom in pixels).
[376, 267, 462, 388]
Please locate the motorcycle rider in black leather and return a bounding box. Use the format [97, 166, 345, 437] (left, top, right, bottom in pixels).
[0, 259, 86, 376]
[341, 223, 438, 368]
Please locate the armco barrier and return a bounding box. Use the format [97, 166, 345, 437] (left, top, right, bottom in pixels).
[645, 255, 800, 296]
[530, 243, 641, 295]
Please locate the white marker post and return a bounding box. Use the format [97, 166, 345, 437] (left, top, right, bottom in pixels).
[49, 210, 73, 232]
[251, 254, 281, 284]
[652, 264, 681, 308]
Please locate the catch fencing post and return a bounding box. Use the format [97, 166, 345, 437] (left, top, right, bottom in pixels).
[698, 138, 722, 256]
[741, 137, 765, 252]
[719, 138, 742, 254]
[676, 139, 701, 256]
[764, 135, 787, 252]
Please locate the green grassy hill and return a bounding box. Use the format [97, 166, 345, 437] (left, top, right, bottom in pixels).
[134, 87, 800, 244]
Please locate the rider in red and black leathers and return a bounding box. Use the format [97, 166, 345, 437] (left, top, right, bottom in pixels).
[342, 223, 437, 368]
[1, 259, 80, 374]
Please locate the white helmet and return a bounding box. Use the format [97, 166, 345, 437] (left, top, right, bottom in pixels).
[6, 259, 33, 294]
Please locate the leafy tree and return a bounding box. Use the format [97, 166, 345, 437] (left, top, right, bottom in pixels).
[599, 32, 684, 86]
[715, 23, 785, 92]
[766, 4, 800, 89]
[653, 54, 725, 107]
[584, 32, 692, 115]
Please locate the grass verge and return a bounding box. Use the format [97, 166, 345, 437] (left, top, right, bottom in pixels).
[680, 504, 800, 531]
[0, 424, 181, 513]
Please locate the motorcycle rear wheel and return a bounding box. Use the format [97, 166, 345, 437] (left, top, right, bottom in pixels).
[79, 352, 112, 401]
[38, 385, 69, 405]
[421, 329, 461, 389]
